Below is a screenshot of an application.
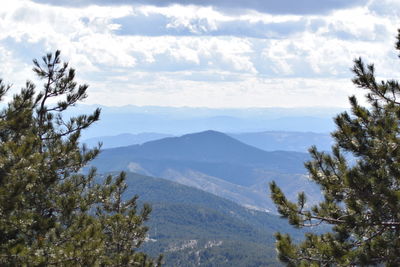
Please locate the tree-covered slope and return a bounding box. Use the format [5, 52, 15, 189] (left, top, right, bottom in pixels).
[106, 172, 313, 266]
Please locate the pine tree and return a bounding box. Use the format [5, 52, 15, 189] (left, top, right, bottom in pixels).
[0, 51, 161, 266]
[270, 30, 400, 266]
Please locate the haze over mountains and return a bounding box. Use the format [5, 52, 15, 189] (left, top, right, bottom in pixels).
[72, 105, 341, 139]
[90, 130, 322, 212]
[85, 130, 333, 152]
[84, 133, 173, 149]
[230, 131, 333, 152]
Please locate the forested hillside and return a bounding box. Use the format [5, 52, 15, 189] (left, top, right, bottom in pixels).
[106, 172, 319, 266]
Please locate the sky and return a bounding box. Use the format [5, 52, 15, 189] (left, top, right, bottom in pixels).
[1, 0, 400, 108]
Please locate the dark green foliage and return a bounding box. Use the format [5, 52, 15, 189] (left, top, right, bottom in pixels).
[270, 30, 400, 266]
[0, 51, 160, 266]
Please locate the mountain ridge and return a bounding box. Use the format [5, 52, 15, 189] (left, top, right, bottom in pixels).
[95, 130, 309, 173]
[90, 130, 319, 212]
[68, 105, 339, 139]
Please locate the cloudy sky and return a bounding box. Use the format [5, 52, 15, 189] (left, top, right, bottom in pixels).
[1, 0, 400, 108]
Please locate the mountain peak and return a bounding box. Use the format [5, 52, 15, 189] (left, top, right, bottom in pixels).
[143, 130, 251, 152]
[94, 130, 310, 188]
[101, 130, 307, 169]
[179, 130, 234, 141]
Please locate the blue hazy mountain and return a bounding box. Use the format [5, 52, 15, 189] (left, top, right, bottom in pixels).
[83, 130, 333, 152]
[90, 130, 320, 211]
[229, 131, 333, 152]
[83, 132, 173, 149]
[93, 130, 309, 177]
[68, 105, 342, 139]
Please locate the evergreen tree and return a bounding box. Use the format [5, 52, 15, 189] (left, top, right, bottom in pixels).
[0, 51, 161, 266]
[270, 30, 400, 266]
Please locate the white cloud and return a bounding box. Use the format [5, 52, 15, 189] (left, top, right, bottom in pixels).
[30, 0, 369, 16]
[85, 74, 362, 108]
[0, 45, 32, 87]
[0, 0, 399, 108]
[368, 0, 400, 18]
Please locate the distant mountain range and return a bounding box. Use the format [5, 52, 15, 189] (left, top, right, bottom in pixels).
[104, 172, 317, 266]
[230, 131, 333, 152]
[84, 130, 333, 152]
[70, 105, 341, 139]
[90, 130, 321, 212]
[83, 132, 173, 149]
